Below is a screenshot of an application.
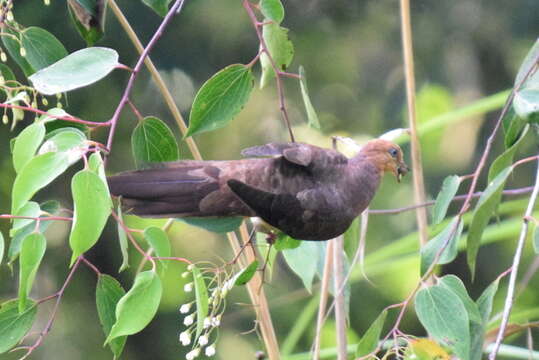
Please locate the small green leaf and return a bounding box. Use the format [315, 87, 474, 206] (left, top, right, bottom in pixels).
[10, 201, 40, 237]
[12, 121, 46, 173]
[41, 127, 87, 154]
[420, 216, 463, 275]
[260, 23, 294, 88]
[260, 0, 284, 23]
[144, 226, 171, 268]
[355, 309, 387, 357]
[504, 106, 529, 148]
[29, 47, 119, 95]
[470, 278, 500, 360]
[490, 125, 529, 183]
[431, 175, 460, 225]
[514, 39, 539, 86]
[187, 64, 254, 137]
[21, 27, 68, 72]
[274, 234, 301, 250]
[117, 204, 129, 272]
[467, 167, 513, 277]
[282, 241, 323, 292]
[233, 260, 259, 286]
[88, 152, 108, 188]
[11, 151, 70, 214]
[415, 285, 470, 360]
[96, 274, 127, 359]
[2, 28, 34, 76]
[438, 275, 481, 324]
[69, 170, 112, 265]
[142, 0, 172, 16]
[192, 266, 209, 340]
[176, 217, 243, 233]
[514, 88, 539, 119]
[299, 66, 320, 130]
[67, 0, 106, 46]
[106, 270, 162, 343]
[533, 224, 539, 254]
[131, 116, 179, 168]
[0, 299, 37, 354]
[18, 233, 46, 312]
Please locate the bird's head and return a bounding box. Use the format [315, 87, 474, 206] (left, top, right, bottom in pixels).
[359, 139, 409, 182]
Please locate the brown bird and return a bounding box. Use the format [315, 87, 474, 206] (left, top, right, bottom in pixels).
[107, 139, 408, 240]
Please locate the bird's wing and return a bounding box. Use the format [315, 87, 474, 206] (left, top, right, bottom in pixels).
[242, 142, 348, 170]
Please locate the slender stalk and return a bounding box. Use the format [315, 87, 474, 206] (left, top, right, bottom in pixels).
[489, 157, 539, 360]
[313, 240, 334, 360]
[399, 0, 428, 247]
[333, 236, 347, 360]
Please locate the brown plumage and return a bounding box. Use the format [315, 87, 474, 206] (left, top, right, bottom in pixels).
[107, 139, 408, 240]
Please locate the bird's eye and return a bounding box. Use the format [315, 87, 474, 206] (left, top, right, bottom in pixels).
[389, 148, 398, 158]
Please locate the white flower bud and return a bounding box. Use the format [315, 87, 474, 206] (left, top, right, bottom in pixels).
[211, 315, 221, 327]
[183, 314, 194, 326]
[179, 303, 191, 314]
[205, 345, 216, 357]
[186, 348, 200, 360]
[181, 271, 190, 278]
[187, 264, 194, 271]
[203, 317, 211, 329]
[179, 331, 191, 346]
[184, 283, 193, 292]
[198, 334, 208, 346]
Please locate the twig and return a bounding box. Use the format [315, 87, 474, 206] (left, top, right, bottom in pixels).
[489, 157, 539, 360]
[399, 0, 428, 248]
[0, 103, 108, 127]
[0, 214, 72, 221]
[313, 240, 334, 360]
[242, 0, 295, 143]
[105, 0, 186, 153]
[14, 257, 82, 359]
[333, 235, 347, 360]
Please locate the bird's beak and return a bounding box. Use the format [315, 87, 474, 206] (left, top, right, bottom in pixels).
[396, 162, 409, 183]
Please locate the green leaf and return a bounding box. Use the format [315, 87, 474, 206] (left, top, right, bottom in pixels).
[356, 310, 387, 357]
[142, 0, 172, 16]
[504, 106, 529, 148]
[274, 234, 301, 250]
[534, 224, 539, 254]
[187, 64, 254, 137]
[420, 216, 463, 275]
[29, 47, 119, 95]
[299, 66, 320, 130]
[18, 233, 46, 312]
[143, 226, 171, 268]
[106, 270, 162, 343]
[0, 299, 37, 354]
[12, 121, 46, 173]
[514, 88, 539, 119]
[415, 285, 470, 360]
[2, 28, 34, 77]
[8, 201, 59, 264]
[41, 127, 87, 154]
[192, 266, 209, 340]
[11, 151, 71, 214]
[232, 260, 259, 286]
[131, 116, 179, 168]
[260, 0, 284, 23]
[176, 217, 243, 233]
[431, 175, 460, 225]
[260, 23, 294, 88]
[470, 278, 500, 360]
[69, 170, 112, 265]
[0, 63, 16, 83]
[116, 203, 129, 272]
[466, 167, 513, 277]
[490, 125, 529, 183]
[438, 275, 481, 324]
[21, 27, 68, 72]
[10, 201, 40, 238]
[88, 152, 108, 188]
[67, 0, 106, 46]
[282, 241, 323, 292]
[515, 39, 539, 86]
[96, 274, 127, 359]
[0, 232, 4, 267]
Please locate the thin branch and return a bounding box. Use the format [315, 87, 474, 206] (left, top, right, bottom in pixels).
[242, 0, 295, 143]
[105, 0, 186, 153]
[489, 156, 539, 360]
[313, 240, 334, 360]
[333, 235, 347, 360]
[0, 103, 109, 127]
[0, 214, 72, 221]
[399, 0, 429, 248]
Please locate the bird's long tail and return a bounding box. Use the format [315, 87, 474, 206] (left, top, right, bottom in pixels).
[107, 163, 224, 217]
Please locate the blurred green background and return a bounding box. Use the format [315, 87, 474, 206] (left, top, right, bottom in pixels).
[1, 0, 538, 359]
